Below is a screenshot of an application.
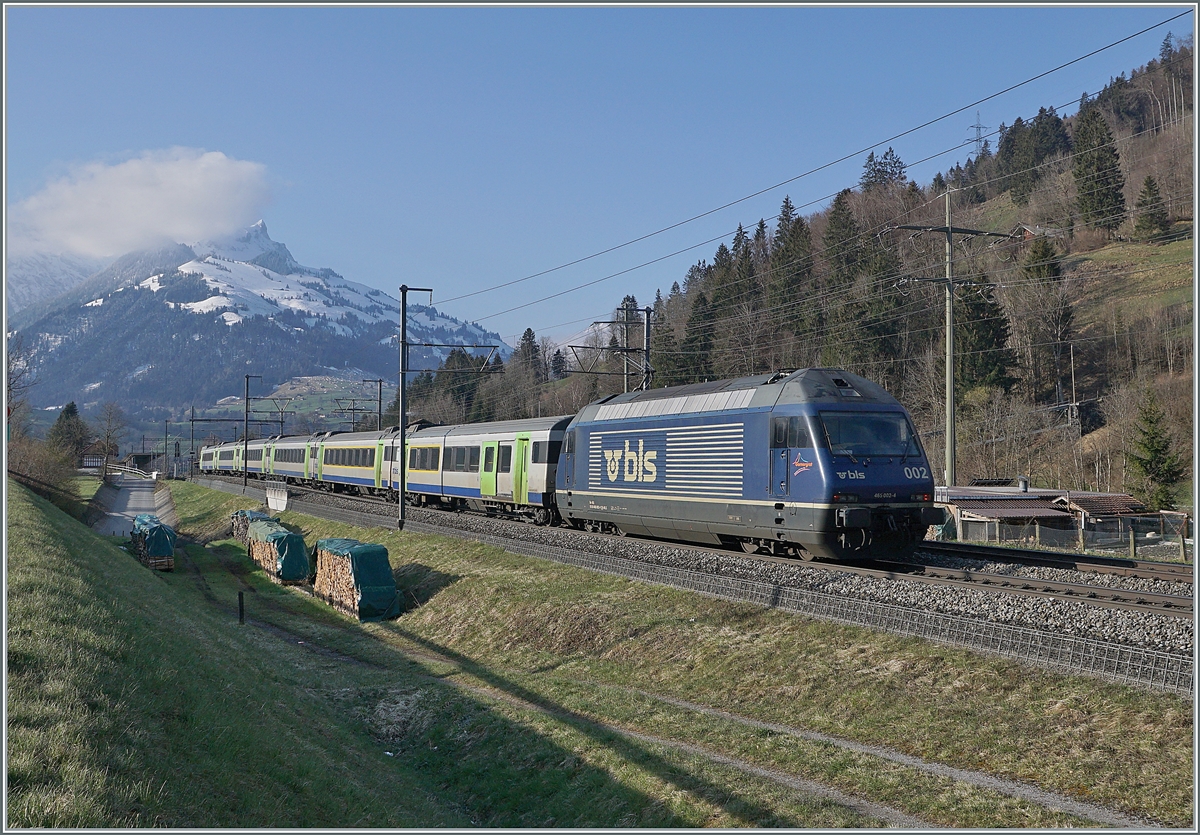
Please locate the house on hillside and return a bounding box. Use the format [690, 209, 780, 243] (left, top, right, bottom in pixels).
[1012, 223, 1069, 241]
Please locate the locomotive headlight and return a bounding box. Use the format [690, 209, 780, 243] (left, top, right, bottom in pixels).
[832, 493, 859, 503]
[910, 493, 932, 502]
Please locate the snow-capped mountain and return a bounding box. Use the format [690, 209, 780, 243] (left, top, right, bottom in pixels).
[150, 221, 498, 346]
[5, 250, 110, 313]
[11, 222, 512, 415]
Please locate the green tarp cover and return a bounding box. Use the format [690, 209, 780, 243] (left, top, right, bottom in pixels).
[316, 538, 400, 621]
[247, 520, 309, 581]
[315, 538, 363, 556]
[232, 509, 274, 522]
[132, 514, 176, 557]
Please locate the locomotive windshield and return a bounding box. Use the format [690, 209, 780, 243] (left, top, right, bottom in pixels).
[817, 411, 917, 458]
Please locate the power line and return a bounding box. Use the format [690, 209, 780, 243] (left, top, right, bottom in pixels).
[437, 10, 1189, 311]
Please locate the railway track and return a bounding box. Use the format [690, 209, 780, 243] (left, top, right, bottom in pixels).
[192, 474, 1193, 695]
[201, 474, 1194, 622]
[916, 540, 1193, 586]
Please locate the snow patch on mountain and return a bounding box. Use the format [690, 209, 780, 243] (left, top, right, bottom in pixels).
[5, 250, 110, 313]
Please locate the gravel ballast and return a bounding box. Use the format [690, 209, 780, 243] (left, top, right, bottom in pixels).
[292, 489, 1193, 656]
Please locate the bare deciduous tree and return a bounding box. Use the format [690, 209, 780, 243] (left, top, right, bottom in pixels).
[96, 401, 128, 476]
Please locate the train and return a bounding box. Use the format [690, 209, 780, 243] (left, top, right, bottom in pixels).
[199, 367, 944, 560]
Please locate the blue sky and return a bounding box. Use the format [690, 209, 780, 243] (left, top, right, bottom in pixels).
[5, 4, 1193, 346]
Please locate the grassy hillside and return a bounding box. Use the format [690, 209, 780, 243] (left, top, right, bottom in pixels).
[8, 478, 1193, 827]
[1068, 235, 1193, 330]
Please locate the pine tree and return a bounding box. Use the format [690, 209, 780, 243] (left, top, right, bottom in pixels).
[822, 190, 862, 285]
[1021, 238, 1072, 400]
[550, 349, 567, 379]
[860, 148, 906, 190]
[514, 328, 541, 376]
[650, 319, 681, 388]
[956, 280, 1017, 393]
[1072, 106, 1126, 230]
[1133, 175, 1171, 240]
[46, 401, 91, 460]
[769, 198, 814, 316]
[679, 292, 715, 382]
[1129, 391, 1186, 510]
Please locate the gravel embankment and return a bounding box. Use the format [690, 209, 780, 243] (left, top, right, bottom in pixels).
[295, 491, 1193, 655]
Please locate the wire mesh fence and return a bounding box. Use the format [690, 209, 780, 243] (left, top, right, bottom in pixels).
[958, 514, 1191, 559]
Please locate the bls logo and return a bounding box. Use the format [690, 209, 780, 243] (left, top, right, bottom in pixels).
[604, 439, 658, 483]
[836, 470, 866, 480]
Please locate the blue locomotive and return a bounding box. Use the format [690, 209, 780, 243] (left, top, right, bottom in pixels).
[199, 368, 942, 560]
[557, 368, 941, 559]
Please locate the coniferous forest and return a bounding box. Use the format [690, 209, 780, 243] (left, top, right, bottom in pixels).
[396, 40, 1193, 506]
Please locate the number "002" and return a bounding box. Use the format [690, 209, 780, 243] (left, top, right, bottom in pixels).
[904, 466, 929, 480]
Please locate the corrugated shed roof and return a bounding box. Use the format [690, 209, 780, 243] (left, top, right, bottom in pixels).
[1059, 493, 1148, 515]
[951, 498, 1072, 520]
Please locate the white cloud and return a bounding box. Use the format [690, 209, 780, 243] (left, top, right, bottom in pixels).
[7, 148, 271, 258]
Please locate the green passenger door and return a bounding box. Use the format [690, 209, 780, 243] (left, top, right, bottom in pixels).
[480, 441, 498, 497]
[513, 435, 529, 505]
[375, 440, 385, 488]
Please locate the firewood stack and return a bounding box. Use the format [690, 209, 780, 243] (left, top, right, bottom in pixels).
[246, 519, 309, 584]
[131, 513, 175, 571]
[313, 538, 400, 621]
[231, 509, 275, 544]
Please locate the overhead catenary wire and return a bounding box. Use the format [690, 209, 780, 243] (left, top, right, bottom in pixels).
[364, 22, 1190, 407]
[434, 10, 1191, 313]
[381, 43, 1190, 355]
[485, 97, 1191, 338]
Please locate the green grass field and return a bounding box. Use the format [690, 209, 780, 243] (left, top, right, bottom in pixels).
[6, 478, 1193, 827]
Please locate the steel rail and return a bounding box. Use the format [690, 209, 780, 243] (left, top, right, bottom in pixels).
[192, 476, 1192, 696]
[917, 540, 1193, 585]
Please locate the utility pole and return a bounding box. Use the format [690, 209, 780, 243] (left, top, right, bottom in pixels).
[577, 305, 654, 391]
[640, 305, 653, 391]
[618, 300, 630, 393]
[944, 193, 955, 489]
[363, 378, 384, 430]
[892, 190, 1019, 487]
[243, 374, 261, 491]
[398, 284, 433, 530]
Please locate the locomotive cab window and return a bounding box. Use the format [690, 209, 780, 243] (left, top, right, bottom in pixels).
[818, 411, 915, 458]
[771, 416, 812, 448]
